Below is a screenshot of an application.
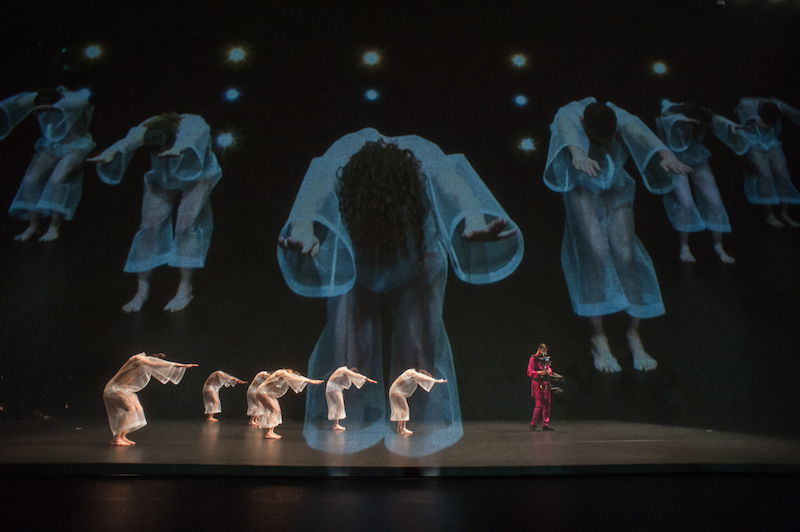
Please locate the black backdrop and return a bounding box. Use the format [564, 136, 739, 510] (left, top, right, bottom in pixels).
[1, 0, 799, 440]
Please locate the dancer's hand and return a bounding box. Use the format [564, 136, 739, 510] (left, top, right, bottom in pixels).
[463, 217, 517, 242]
[658, 150, 692, 176]
[569, 147, 601, 177]
[278, 235, 320, 258]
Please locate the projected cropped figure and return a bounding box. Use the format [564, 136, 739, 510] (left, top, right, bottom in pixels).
[544, 98, 691, 372]
[734, 97, 800, 227]
[326, 366, 377, 431]
[89, 113, 221, 312]
[388, 369, 447, 436]
[0, 87, 94, 241]
[202, 370, 246, 423]
[254, 369, 323, 439]
[103, 352, 197, 446]
[656, 101, 748, 263]
[278, 128, 523, 455]
[246, 371, 271, 426]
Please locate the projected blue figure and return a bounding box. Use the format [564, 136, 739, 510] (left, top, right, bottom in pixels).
[0, 87, 95, 241]
[544, 98, 691, 372]
[656, 101, 748, 263]
[734, 97, 800, 228]
[88, 114, 221, 312]
[278, 128, 523, 456]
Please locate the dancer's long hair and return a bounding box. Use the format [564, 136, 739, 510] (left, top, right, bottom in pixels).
[337, 140, 429, 268]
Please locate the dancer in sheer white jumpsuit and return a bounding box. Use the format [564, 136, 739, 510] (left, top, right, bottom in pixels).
[544, 98, 691, 373]
[246, 371, 271, 426]
[278, 128, 523, 455]
[0, 87, 94, 241]
[734, 97, 800, 227]
[326, 366, 377, 430]
[202, 370, 246, 422]
[89, 113, 221, 312]
[103, 352, 197, 446]
[656, 100, 748, 263]
[254, 370, 323, 439]
[388, 369, 447, 435]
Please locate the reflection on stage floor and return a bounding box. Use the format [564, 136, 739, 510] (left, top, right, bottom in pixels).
[2, 418, 799, 475]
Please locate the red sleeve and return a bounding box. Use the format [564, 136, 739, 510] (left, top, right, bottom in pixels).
[527, 357, 536, 378]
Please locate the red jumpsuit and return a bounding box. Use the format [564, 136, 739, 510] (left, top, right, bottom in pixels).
[527, 356, 551, 427]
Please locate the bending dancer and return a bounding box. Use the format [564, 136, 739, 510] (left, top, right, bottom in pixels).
[527, 344, 561, 431]
[254, 369, 323, 439]
[0, 87, 94, 241]
[246, 371, 271, 426]
[544, 98, 691, 372]
[388, 369, 446, 435]
[657, 101, 748, 263]
[326, 366, 377, 431]
[103, 352, 197, 446]
[88, 113, 221, 312]
[734, 97, 800, 227]
[278, 128, 523, 453]
[202, 370, 246, 423]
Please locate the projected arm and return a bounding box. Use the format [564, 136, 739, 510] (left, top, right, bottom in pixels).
[88, 122, 148, 185]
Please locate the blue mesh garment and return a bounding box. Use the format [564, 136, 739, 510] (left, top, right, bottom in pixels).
[278, 128, 523, 455]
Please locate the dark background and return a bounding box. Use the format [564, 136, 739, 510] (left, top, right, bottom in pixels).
[1, 0, 799, 440]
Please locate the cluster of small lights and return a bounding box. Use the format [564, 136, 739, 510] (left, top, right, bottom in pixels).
[216, 133, 235, 148]
[364, 89, 379, 101]
[652, 62, 667, 75]
[224, 88, 241, 101]
[514, 95, 528, 107]
[228, 47, 247, 63]
[511, 54, 527, 67]
[363, 51, 380, 66]
[84, 45, 102, 59]
[519, 138, 535, 152]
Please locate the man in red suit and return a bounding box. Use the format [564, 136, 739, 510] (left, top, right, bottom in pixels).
[528, 343, 556, 431]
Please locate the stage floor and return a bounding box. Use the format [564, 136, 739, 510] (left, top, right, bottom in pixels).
[2, 418, 799, 476]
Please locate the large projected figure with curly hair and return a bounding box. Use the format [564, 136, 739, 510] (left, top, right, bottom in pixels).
[278, 128, 523, 455]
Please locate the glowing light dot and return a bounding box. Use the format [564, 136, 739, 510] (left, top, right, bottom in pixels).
[84, 45, 102, 59]
[514, 95, 528, 107]
[365, 89, 379, 101]
[652, 62, 667, 74]
[520, 138, 535, 151]
[216, 133, 235, 148]
[363, 51, 380, 65]
[224, 88, 241, 101]
[228, 48, 246, 62]
[511, 54, 527, 67]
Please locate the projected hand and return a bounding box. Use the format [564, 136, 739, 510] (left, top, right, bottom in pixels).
[158, 146, 187, 158]
[32, 105, 54, 114]
[278, 235, 321, 258]
[570, 148, 601, 177]
[87, 151, 118, 164]
[463, 217, 517, 242]
[658, 150, 692, 176]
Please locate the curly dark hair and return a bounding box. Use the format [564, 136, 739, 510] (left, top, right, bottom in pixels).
[337, 139, 429, 268]
[143, 113, 180, 153]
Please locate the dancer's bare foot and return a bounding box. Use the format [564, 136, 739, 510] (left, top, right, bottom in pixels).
[766, 212, 785, 228]
[38, 226, 60, 242]
[206, 415, 218, 423]
[591, 336, 621, 373]
[399, 428, 413, 435]
[110, 438, 130, 446]
[164, 284, 193, 312]
[249, 417, 259, 426]
[123, 286, 149, 312]
[122, 437, 136, 445]
[679, 244, 696, 263]
[333, 423, 345, 431]
[713, 244, 735, 264]
[264, 430, 282, 439]
[627, 330, 658, 371]
[13, 226, 39, 241]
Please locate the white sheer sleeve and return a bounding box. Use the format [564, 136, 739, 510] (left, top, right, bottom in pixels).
[142, 356, 187, 385]
[96, 121, 149, 185]
[41, 87, 91, 141]
[711, 114, 749, 155]
[774, 99, 800, 128]
[412, 371, 437, 393]
[282, 372, 312, 394]
[0, 91, 36, 139]
[169, 114, 211, 182]
[543, 98, 594, 193]
[345, 370, 368, 389]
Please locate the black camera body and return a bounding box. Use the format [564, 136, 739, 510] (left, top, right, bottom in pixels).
[534, 353, 564, 394]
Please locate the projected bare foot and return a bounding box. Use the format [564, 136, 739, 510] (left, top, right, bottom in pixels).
[39, 226, 60, 242]
[333, 423, 346, 431]
[679, 244, 696, 263]
[591, 336, 621, 373]
[781, 212, 800, 228]
[628, 331, 658, 371]
[766, 212, 785, 228]
[714, 244, 735, 264]
[13, 226, 39, 241]
[123, 285, 149, 313]
[164, 283, 193, 312]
